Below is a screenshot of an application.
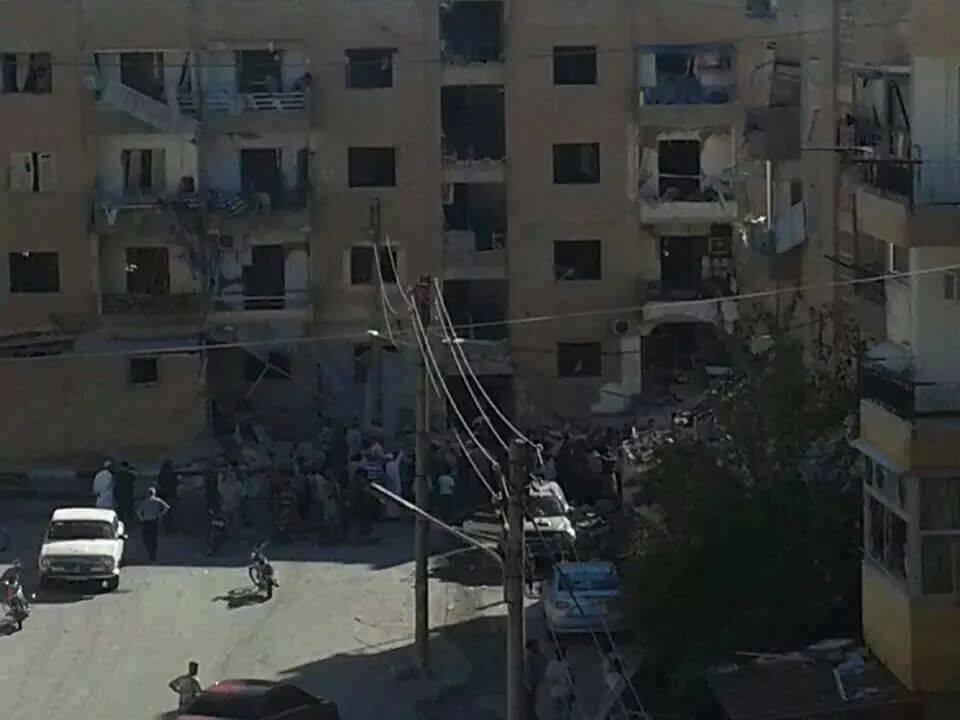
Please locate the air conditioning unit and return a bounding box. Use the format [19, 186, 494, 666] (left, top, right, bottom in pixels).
[612, 318, 631, 337]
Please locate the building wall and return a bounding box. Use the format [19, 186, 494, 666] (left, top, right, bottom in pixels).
[863, 560, 915, 691]
[0, 353, 205, 466]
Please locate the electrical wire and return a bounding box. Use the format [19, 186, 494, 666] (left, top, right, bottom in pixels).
[431, 294, 511, 453]
[432, 277, 546, 461]
[2, 259, 955, 365]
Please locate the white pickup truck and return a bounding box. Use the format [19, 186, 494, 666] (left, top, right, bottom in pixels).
[38, 508, 126, 591]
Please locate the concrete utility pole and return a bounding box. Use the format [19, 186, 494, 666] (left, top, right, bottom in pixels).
[413, 277, 432, 669]
[505, 440, 528, 720]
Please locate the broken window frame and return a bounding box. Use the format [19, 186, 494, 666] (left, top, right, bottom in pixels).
[554, 240, 602, 281]
[865, 494, 908, 581]
[553, 143, 601, 185]
[348, 147, 397, 188]
[8, 151, 56, 193]
[553, 46, 598, 86]
[557, 342, 603, 378]
[129, 356, 160, 386]
[345, 48, 396, 90]
[119, 52, 165, 100]
[350, 246, 398, 286]
[8, 251, 60, 293]
[1, 52, 53, 94]
[244, 351, 291, 382]
[440, 1, 504, 65]
[657, 139, 702, 199]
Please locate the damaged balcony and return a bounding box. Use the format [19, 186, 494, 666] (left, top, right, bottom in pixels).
[442, 85, 506, 183]
[440, 1, 504, 85]
[91, 140, 201, 236]
[441, 279, 512, 375]
[197, 46, 311, 133]
[640, 231, 738, 329]
[97, 241, 207, 326]
[442, 183, 506, 280]
[208, 242, 311, 322]
[638, 135, 739, 224]
[204, 143, 311, 237]
[91, 51, 199, 135]
[636, 45, 739, 128]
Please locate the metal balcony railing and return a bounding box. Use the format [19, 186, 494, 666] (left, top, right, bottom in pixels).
[212, 290, 310, 312]
[203, 91, 307, 113]
[859, 364, 920, 419]
[100, 293, 207, 315]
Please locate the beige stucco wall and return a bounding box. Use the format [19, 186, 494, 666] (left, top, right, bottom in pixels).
[0, 353, 205, 466]
[863, 560, 915, 691]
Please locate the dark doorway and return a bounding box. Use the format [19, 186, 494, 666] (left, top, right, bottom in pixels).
[658, 140, 700, 198]
[236, 50, 282, 93]
[660, 237, 706, 295]
[240, 148, 283, 205]
[243, 245, 286, 309]
[125, 247, 170, 295]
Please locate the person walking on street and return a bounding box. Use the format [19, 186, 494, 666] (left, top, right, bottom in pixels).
[168, 661, 202, 710]
[546, 646, 574, 720]
[93, 461, 115, 509]
[434, 468, 456, 522]
[114, 462, 135, 527]
[136, 487, 170, 562]
[525, 640, 549, 720]
[157, 458, 178, 533]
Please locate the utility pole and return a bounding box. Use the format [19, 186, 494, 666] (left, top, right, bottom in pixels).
[413, 277, 432, 670]
[367, 199, 383, 432]
[505, 440, 528, 720]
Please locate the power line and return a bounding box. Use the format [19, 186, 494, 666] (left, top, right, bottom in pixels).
[0, 260, 955, 364]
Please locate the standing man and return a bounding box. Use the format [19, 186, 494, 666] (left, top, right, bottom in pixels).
[113, 462, 135, 527]
[93, 461, 115, 510]
[157, 458, 178, 533]
[136, 487, 170, 562]
[345, 421, 363, 463]
[168, 661, 202, 711]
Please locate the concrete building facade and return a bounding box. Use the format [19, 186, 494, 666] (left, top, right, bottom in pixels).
[0, 0, 805, 465]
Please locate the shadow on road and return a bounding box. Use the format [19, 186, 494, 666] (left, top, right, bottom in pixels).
[211, 586, 268, 609]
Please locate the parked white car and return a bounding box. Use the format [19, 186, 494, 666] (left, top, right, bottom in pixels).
[38, 508, 126, 591]
[543, 561, 628, 635]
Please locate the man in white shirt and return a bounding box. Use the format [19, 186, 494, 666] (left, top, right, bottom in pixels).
[435, 470, 456, 521]
[92, 461, 115, 509]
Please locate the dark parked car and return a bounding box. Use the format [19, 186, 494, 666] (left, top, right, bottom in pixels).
[178, 679, 340, 720]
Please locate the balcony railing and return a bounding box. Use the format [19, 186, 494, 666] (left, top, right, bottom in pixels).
[859, 364, 923, 419]
[212, 290, 310, 312]
[203, 91, 307, 114]
[101, 293, 207, 316]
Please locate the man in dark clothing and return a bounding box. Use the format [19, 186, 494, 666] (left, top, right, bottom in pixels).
[114, 462, 136, 526]
[157, 459, 178, 533]
[204, 470, 220, 514]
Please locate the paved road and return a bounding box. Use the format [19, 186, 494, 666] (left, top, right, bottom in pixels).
[0, 500, 505, 720]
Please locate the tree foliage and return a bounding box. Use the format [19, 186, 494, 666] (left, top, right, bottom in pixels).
[631, 319, 861, 697]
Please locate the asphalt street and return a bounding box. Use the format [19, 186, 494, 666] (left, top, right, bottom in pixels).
[0, 499, 507, 720]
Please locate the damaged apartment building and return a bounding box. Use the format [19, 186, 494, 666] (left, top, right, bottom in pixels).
[1, 0, 856, 465]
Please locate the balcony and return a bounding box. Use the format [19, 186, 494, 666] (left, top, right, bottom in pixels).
[441, 1, 503, 86]
[99, 293, 208, 326]
[858, 363, 960, 420]
[442, 338, 513, 376]
[637, 46, 736, 128]
[92, 192, 202, 236]
[208, 290, 311, 323]
[638, 175, 738, 225]
[640, 279, 737, 328]
[205, 188, 311, 237]
[442, 230, 506, 280]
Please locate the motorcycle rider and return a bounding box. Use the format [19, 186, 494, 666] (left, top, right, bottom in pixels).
[2, 559, 29, 630]
[248, 542, 277, 598]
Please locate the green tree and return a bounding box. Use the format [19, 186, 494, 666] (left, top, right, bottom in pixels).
[631, 323, 860, 698]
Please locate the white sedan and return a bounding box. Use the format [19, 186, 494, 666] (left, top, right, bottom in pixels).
[38, 508, 126, 591]
[542, 561, 629, 635]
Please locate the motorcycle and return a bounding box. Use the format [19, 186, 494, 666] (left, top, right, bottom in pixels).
[248, 544, 278, 600]
[207, 510, 227, 556]
[1, 564, 29, 631]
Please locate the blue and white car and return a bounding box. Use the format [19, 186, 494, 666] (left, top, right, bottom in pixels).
[542, 561, 628, 635]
